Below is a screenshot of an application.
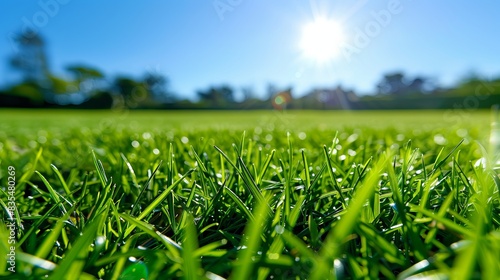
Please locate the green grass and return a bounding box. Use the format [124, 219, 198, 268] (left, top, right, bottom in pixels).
[0, 109, 499, 279]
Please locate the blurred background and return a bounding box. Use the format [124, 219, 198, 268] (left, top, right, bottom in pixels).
[0, 0, 499, 110]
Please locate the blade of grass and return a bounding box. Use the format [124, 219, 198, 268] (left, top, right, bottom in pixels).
[50, 164, 72, 198]
[424, 192, 456, 244]
[125, 168, 194, 236]
[120, 153, 138, 183]
[91, 150, 109, 188]
[215, 145, 267, 207]
[310, 152, 389, 280]
[182, 214, 203, 279]
[301, 149, 311, 190]
[18, 252, 95, 279]
[410, 205, 474, 238]
[18, 147, 43, 188]
[35, 207, 75, 260]
[120, 213, 182, 252]
[48, 215, 102, 280]
[224, 186, 254, 221]
[256, 149, 275, 186]
[130, 161, 162, 216]
[323, 146, 347, 209]
[35, 171, 67, 216]
[356, 222, 406, 266]
[280, 228, 317, 261]
[430, 139, 464, 175]
[230, 195, 270, 280]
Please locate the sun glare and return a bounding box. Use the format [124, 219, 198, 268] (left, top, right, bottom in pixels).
[300, 18, 345, 63]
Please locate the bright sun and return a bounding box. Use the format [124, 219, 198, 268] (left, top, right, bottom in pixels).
[300, 18, 346, 63]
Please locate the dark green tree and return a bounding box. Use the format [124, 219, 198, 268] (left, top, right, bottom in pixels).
[113, 76, 149, 108]
[66, 64, 106, 99]
[377, 72, 433, 95]
[9, 30, 50, 83]
[376, 72, 406, 95]
[197, 85, 235, 108]
[7, 30, 52, 102]
[144, 72, 173, 102]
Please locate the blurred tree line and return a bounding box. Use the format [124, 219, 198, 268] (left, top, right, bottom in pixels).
[1, 30, 500, 110]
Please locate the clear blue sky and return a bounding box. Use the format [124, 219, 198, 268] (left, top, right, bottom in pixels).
[1, 0, 499, 98]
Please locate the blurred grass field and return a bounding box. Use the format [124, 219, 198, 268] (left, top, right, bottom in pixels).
[0, 108, 491, 132]
[0, 109, 498, 279]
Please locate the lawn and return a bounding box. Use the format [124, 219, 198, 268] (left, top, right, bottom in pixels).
[0, 109, 499, 279]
